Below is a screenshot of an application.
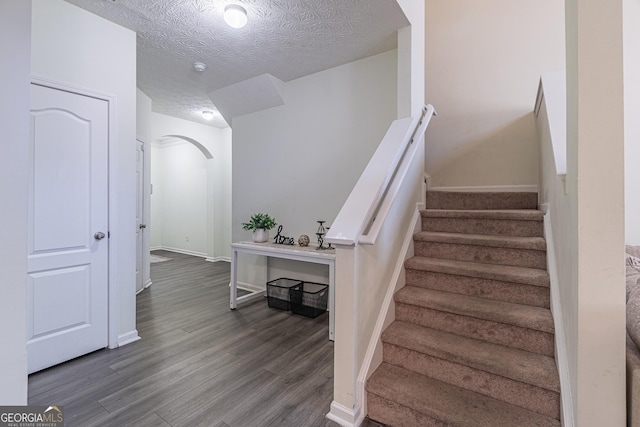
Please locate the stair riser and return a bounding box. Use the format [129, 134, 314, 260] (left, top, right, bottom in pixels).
[405, 269, 550, 308]
[383, 343, 560, 419]
[426, 192, 538, 210]
[367, 392, 447, 427]
[422, 217, 543, 237]
[414, 241, 547, 269]
[395, 303, 554, 357]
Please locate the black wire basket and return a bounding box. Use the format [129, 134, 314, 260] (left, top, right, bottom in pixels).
[289, 282, 329, 318]
[266, 278, 303, 311]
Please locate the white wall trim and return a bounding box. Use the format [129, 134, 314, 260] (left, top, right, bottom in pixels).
[152, 246, 207, 259]
[135, 280, 152, 293]
[236, 281, 264, 293]
[31, 75, 122, 351]
[326, 401, 362, 427]
[540, 203, 575, 427]
[429, 184, 539, 193]
[424, 173, 432, 191]
[355, 204, 422, 421]
[117, 330, 140, 347]
[206, 256, 231, 263]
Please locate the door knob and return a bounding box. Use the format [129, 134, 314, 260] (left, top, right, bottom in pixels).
[139, 224, 147, 229]
[94, 232, 106, 240]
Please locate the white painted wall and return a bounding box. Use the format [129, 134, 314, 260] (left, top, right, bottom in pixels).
[217, 127, 233, 261]
[152, 141, 208, 256]
[150, 143, 165, 250]
[137, 89, 152, 143]
[150, 113, 232, 261]
[396, 0, 425, 118]
[424, 0, 565, 187]
[564, 0, 626, 424]
[624, 0, 640, 246]
[31, 0, 138, 342]
[232, 49, 397, 287]
[0, 0, 31, 405]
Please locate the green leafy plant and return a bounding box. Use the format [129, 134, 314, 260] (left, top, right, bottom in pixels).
[242, 213, 277, 231]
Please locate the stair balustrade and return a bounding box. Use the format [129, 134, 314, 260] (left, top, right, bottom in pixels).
[325, 104, 436, 426]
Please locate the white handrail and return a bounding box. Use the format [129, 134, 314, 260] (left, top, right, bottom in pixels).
[326, 104, 436, 246]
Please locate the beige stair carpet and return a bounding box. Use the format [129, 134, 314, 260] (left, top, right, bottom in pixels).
[366, 191, 561, 426]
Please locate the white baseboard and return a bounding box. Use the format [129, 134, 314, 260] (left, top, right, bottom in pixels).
[144, 279, 152, 289]
[206, 256, 231, 263]
[429, 184, 539, 193]
[151, 246, 228, 262]
[542, 206, 574, 427]
[152, 246, 207, 258]
[236, 281, 264, 293]
[117, 330, 141, 347]
[326, 401, 362, 427]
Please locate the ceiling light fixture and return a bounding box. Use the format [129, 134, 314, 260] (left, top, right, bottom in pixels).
[224, 4, 248, 29]
[202, 111, 215, 120]
[193, 62, 207, 72]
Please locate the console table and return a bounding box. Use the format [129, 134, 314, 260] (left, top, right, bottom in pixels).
[229, 241, 336, 340]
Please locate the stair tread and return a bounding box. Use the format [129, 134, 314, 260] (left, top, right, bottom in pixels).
[383, 321, 560, 392]
[405, 256, 549, 287]
[421, 209, 544, 220]
[414, 231, 546, 251]
[367, 363, 560, 427]
[426, 191, 538, 210]
[395, 286, 554, 333]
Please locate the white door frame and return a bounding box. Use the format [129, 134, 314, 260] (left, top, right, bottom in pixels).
[32, 76, 120, 350]
[136, 138, 150, 294]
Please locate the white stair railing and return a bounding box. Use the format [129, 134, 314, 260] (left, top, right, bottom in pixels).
[326, 104, 436, 427]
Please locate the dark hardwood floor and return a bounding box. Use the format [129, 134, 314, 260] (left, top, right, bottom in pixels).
[28, 251, 342, 427]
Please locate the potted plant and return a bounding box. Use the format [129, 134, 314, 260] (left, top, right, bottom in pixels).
[242, 213, 277, 243]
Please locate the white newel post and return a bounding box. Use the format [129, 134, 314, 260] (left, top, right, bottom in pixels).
[327, 244, 362, 426]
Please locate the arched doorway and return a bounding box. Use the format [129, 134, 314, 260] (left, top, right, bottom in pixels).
[150, 134, 216, 261]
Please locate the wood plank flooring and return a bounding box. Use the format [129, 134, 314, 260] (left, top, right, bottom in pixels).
[28, 251, 342, 427]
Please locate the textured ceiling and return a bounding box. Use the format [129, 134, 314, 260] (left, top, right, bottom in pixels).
[63, 0, 409, 128]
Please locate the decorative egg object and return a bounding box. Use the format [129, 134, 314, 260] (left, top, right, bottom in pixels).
[298, 234, 310, 247]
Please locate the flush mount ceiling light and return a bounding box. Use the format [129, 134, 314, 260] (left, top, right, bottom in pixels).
[224, 4, 248, 29]
[202, 110, 215, 120]
[193, 62, 207, 72]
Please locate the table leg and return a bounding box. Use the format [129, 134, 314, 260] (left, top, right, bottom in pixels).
[265, 256, 269, 294]
[230, 249, 238, 309]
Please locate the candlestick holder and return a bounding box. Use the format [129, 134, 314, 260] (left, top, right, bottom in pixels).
[316, 220, 327, 250]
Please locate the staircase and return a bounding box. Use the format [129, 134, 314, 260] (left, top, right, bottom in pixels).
[366, 191, 561, 427]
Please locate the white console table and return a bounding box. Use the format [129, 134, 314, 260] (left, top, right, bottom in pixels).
[230, 241, 336, 341]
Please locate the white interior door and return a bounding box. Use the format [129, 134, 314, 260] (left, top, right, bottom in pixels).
[27, 83, 109, 374]
[136, 139, 145, 294]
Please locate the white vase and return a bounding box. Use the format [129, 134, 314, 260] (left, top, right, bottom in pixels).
[252, 228, 268, 243]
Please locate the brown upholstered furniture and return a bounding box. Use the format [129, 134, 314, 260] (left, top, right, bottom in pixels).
[626, 246, 640, 426]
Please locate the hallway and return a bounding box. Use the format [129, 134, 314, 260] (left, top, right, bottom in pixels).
[28, 251, 335, 426]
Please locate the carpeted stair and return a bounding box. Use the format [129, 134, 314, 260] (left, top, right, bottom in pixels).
[366, 191, 561, 426]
